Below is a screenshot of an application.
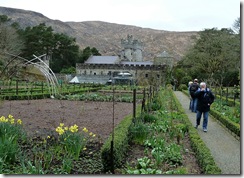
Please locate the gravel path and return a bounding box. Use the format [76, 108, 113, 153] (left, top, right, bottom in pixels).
[174, 91, 241, 174]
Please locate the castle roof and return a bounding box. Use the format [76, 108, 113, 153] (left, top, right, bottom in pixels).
[85, 56, 120, 64]
[156, 51, 173, 58]
[121, 61, 153, 66]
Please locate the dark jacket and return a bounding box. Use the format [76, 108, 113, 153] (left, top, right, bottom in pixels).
[190, 83, 199, 98]
[194, 88, 215, 112]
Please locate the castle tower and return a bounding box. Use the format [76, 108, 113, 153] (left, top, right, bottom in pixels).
[121, 35, 143, 62]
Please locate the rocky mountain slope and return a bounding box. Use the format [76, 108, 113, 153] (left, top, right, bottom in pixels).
[0, 6, 199, 62]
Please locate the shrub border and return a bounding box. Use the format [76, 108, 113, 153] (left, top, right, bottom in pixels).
[171, 90, 221, 174]
[182, 90, 240, 138]
[100, 105, 141, 173]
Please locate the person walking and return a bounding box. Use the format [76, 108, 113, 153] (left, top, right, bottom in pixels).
[188, 81, 193, 110]
[194, 82, 215, 132]
[189, 79, 199, 112]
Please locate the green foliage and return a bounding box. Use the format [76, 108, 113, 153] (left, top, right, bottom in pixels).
[0, 116, 102, 174]
[129, 118, 150, 144]
[65, 92, 134, 102]
[77, 46, 101, 63]
[0, 15, 11, 24]
[56, 123, 89, 161]
[165, 167, 188, 174]
[101, 108, 141, 172]
[0, 17, 24, 80]
[178, 26, 240, 87]
[60, 67, 76, 74]
[18, 23, 81, 73]
[171, 90, 222, 174]
[141, 113, 158, 123]
[125, 156, 162, 174]
[0, 115, 26, 164]
[211, 100, 240, 124]
[178, 84, 187, 91]
[210, 107, 240, 137]
[164, 143, 182, 165]
[124, 88, 191, 174]
[21, 160, 45, 174]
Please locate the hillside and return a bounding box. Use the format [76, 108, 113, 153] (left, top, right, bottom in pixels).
[0, 6, 199, 62]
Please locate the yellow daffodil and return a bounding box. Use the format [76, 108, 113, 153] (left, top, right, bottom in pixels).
[17, 119, 22, 125]
[56, 126, 65, 135]
[10, 118, 15, 124]
[60, 123, 64, 127]
[92, 134, 96, 137]
[47, 135, 50, 139]
[8, 114, 14, 119]
[82, 127, 88, 132]
[83, 147, 87, 151]
[89, 132, 93, 136]
[0, 116, 8, 123]
[64, 127, 68, 131]
[69, 126, 78, 133]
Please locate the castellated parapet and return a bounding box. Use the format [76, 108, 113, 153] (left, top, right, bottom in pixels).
[120, 35, 143, 62]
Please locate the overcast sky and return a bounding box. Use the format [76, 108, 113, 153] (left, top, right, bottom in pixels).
[1, 0, 241, 31]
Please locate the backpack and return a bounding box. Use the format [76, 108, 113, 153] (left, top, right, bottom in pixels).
[190, 83, 199, 97]
[190, 83, 198, 92]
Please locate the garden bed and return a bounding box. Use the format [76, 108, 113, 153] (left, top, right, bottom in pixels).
[0, 99, 133, 141]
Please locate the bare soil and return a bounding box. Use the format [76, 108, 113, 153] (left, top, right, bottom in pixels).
[0, 99, 133, 141]
[0, 98, 201, 174]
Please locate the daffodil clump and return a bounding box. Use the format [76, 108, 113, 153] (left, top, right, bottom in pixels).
[0, 114, 23, 125]
[55, 123, 96, 160]
[0, 115, 26, 164]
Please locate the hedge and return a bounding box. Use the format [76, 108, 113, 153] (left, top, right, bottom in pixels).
[182, 90, 240, 138]
[170, 90, 221, 174]
[100, 105, 141, 173]
[210, 109, 240, 137]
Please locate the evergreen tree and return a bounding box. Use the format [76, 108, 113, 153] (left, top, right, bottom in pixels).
[179, 26, 240, 87]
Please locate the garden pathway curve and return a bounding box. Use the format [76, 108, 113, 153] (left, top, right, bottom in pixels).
[174, 91, 241, 174]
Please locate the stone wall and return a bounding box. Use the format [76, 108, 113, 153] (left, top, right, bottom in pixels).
[76, 63, 167, 85]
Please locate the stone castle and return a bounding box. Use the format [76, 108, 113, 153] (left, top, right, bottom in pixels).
[120, 34, 143, 62]
[70, 35, 172, 85]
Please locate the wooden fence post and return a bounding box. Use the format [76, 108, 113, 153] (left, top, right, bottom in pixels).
[16, 80, 18, 96]
[41, 81, 44, 94]
[133, 88, 136, 119]
[141, 88, 145, 112]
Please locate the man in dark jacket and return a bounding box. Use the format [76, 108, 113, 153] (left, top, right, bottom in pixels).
[194, 82, 215, 132]
[190, 79, 200, 113]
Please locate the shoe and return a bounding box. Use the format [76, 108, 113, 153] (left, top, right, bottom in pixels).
[203, 128, 207, 132]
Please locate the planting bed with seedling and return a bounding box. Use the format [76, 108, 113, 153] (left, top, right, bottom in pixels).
[0, 99, 133, 174]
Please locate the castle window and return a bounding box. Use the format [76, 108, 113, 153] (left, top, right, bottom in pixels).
[90, 71, 92, 75]
[94, 72, 96, 75]
[157, 74, 160, 78]
[145, 73, 148, 78]
[101, 71, 103, 75]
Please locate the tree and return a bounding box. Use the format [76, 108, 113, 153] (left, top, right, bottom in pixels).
[232, 17, 241, 85]
[0, 15, 24, 79]
[77, 46, 101, 63]
[20, 23, 80, 73]
[20, 23, 55, 60]
[51, 33, 79, 73]
[180, 27, 240, 87]
[232, 17, 240, 34]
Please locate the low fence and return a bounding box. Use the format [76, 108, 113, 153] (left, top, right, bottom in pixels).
[212, 86, 240, 106]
